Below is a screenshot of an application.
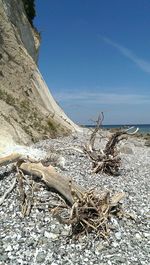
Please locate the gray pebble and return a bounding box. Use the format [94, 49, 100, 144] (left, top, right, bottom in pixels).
[36, 252, 46, 263]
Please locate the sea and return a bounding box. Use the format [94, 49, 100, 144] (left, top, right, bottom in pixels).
[86, 124, 150, 134]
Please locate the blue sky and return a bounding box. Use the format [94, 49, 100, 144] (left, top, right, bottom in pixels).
[35, 0, 150, 125]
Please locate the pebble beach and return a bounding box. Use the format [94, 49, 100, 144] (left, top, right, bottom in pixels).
[0, 129, 150, 265]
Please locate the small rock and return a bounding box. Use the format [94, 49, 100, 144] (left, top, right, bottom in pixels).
[12, 244, 19, 251]
[61, 229, 69, 236]
[27, 239, 35, 247]
[119, 146, 134, 154]
[135, 233, 142, 240]
[44, 217, 50, 222]
[0, 254, 8, 262]
[115, 256, 126, 263]
[143, 232, 150, 238]
[95, 243, 104, 254]
[5, 245, 12, 252]
[36, 252, 45, 263]
[112, 241, 119, 248]
[44, 231, 58, 239]
[115, 231, 122, 240]
[108, 261, 112, 265]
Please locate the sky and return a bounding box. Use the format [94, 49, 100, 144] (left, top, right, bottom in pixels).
[34, 0, 150, 125]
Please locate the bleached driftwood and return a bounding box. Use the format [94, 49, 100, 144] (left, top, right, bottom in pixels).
[0, 153, 85, 206]
[20, 162, 85, 206]
[0, 151, 66, 168]
[0, 153, 21, 167]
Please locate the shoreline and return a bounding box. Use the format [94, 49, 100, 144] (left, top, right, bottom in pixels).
[83, 124, 150, 135]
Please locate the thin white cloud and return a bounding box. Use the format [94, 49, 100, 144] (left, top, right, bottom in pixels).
[101, 36, 150, 74]
[54, 91, 150, 105]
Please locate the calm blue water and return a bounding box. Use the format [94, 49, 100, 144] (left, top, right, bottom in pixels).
[86, 124, 150, 134]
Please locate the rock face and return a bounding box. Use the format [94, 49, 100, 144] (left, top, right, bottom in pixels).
[0, 0, 80, 151]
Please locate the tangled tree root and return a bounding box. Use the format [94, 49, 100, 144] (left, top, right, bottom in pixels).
[50, 183, 125, 238]
[83, 113, 138, 175]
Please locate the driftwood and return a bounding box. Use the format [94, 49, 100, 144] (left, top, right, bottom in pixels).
[0, 154, 125, 237]
[51, 187, 125, 238]
[20, 162, 85, 206]
[0, 177, 16, 205]
[0, 153, 21, 167]
[0, 154, 85, 206]
[83, 114, 139, 175]
[19, 161, 125, 237]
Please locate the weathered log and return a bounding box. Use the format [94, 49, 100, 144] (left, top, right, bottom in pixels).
[20, 162, 85, 206]
[0, 154, 85, 206]
[0, 153, 21, 167]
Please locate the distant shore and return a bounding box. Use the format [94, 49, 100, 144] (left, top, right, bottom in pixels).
[82, 124, 150, 144]
[84, 124, 150, 134]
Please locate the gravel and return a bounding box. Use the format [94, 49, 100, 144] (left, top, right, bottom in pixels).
[0, 129, 150, 265]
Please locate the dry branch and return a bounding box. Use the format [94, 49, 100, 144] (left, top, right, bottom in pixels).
[16, 169, 34, 216]
[88, 112, 104, 152]
[0, 177, 16, 205]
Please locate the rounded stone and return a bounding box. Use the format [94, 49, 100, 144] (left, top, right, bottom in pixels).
[36, 252, 46, 263]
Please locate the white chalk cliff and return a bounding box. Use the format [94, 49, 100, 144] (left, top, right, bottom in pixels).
[0, 0, 80, 151]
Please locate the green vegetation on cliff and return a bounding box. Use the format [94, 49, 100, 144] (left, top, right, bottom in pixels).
[22, 0, 36, 26]
[0, 88, 69, 141]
